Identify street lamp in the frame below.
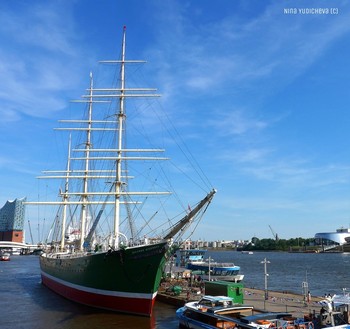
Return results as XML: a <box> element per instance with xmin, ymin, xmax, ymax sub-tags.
<box><xmin>302</xmin><ymin>281</ymin><xmax>308</xmax><ymax>305</ymax></box>
<box><xmin>261</xmin><ymin>258</ymin><xmax>270</xmax><ymax>301</ymax></box>
<box><xmin>206</xmin><ymin>256</ymin><xmax>214</xmax><ymax>281</ymax></box>
<box><xmin>302</xmin><ymin>271</ymin><xmax>309</xmax><ymax>305</ymax></box>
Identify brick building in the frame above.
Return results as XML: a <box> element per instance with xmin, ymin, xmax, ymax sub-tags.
<box><xmin>0</xmin><ymin>198</ymin><xmax>26</xmax><ymax>243</ymax></box>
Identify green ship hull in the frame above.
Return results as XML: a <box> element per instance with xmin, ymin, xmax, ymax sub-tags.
<box><xmin>40</xmin><ymin>241</ymin><xmax>167</xmax><ymax>316</ymax></box>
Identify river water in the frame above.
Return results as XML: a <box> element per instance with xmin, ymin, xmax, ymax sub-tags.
<box><xmin>1</xmin><ymin>251</ymin><xmax>349</xmax><ymax>329</ymax></box>
<box><xmin>205</xmin><ymin>250</ymin><xmax>350</xmax><ymax>297</ymax></box>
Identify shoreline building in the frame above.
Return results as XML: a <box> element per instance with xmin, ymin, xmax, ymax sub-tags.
<box><xmin>315</xmin><ymin>227</ymin><xmax>350</xmax><ymax>248</ymax></box>
<box><xmin>0</xmin><ymin>198</ymin><xmax>26</xmax><ymax>243</ymax></box>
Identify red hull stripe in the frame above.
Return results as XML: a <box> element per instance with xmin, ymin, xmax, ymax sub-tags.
<box><xmin>41</xmin><ymin>272</ymin><xmax>156</xmax><ymax>315</ymax></box>
<box><xmin>41</xmin><ymin>271</ymin><xmax>157</xmax><ymax>299</ymax></box>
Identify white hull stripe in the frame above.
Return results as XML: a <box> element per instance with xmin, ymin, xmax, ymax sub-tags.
<box><xmin>41</xmin><ymin>271</ymin><xmax>157</xmax><ymax>300</ymax></box>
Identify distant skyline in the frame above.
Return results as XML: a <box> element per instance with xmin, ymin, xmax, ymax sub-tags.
<box><xmin>1</xmin><ymin>0</ymin><xmax>350</xmax><ymax>243</ymax></box>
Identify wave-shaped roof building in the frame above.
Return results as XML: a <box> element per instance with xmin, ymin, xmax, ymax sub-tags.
<box><xmin>315</xmin><ymin>227</ymin><xmax>350</xmax><ymax>246</ymax></box>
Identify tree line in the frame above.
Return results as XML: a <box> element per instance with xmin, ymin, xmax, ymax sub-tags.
<box><xmin>241</xmin><ymin>237</ymin><xmax>317</xmax><ymax>252</ymax></box>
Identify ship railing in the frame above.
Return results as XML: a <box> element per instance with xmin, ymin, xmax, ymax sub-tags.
<box><xmin>46</xmin><ymin>251</ymin><xmax>88</xmax><ymax>259</ymax></box>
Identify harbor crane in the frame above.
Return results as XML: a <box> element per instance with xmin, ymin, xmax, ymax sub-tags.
<box><xmin>269</xmin><ymin>225</ymin><xmax>279</xmax><ymax>241</ymax></box>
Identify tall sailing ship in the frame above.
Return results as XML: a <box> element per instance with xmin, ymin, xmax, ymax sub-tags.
<box><xmin>26</xmin><ymin>27</ymin><xmax>216</xmax><ymax>316</ymax></box>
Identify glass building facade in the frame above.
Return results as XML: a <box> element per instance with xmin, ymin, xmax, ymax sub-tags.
<box><xmin>0</xmin><ymin>198</ymin><xmax>26</xmax><ymax>242</ymax></box>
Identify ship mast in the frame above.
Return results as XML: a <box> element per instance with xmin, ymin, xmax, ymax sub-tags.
<box><xmin>113</xmin><ymin>27</ymin><xmax>127</xmax><ymax>248</ymax></box>
<box><xmin>26</xmin><ymin>27</ymin><xmax>206</xmax><ymax>252</ymax></box>
<box><xmin>78</xmin><ymin>72</ymin><xmax>94</xmax><ymax>251</ymax></box>
<box><xmin>60</xmin><ymin>135</ymin><xmax>71</xmax><ymax>251</ymax></box>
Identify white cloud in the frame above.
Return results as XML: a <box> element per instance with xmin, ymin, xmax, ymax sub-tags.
<box><xmin>0</xmin><ymin>2</ymin><xmax>86</xmax><ymax>122</ymax></box>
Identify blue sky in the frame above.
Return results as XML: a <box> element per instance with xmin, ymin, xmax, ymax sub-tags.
<box><xmin>1</xmin><ymin>0</ymin><xmax>350</xmax><ymax>243</ymax></box>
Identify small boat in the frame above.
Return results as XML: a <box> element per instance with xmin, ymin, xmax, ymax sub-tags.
<box><xmin>186</xmin><ymin>259</ymin><xmax>244</xmax><ymax>282</ymax></box>
<box><xmin>25</xmin><ymin>27</ymin><xmax>216</xmax><ymax>317</ymax></box>
<box><xmin>176</xmin><ymin>295</ymin><xmax>256</xmax><ymax>329</ymax></box>
<box><xmin>178</xmin><ymin>249</ymin><xmax>207</xmax><ymax>267</ymax></box>
<box><xmin>0</xmin><ymin>253</ymin><xmax>10</xmax><ymax>261</ymax></box>
<box><xmin>177</xmin><ymin>249</ymin><xmax>244</xmax><ymax>282</ymax></box>
<box><xmin>176</xmin><ymin>295</ymin><xmax>315</xmax><ymax>329</ymax></box>
<box><xmin>318</xmin><ymin>295</ymin><xmax>350</xmax><ymax>329</ymax></box>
